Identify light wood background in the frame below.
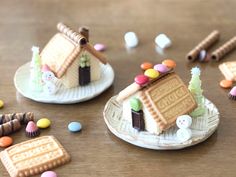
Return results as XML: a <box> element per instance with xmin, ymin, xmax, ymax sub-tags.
<box><xmin>0</xmin><ymin>0</ymin><xmax>236</xmax><ymax>177</ymax></box>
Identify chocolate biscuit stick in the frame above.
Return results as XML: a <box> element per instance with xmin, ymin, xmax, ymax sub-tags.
<box><xmin>187</xmin><ymin>30</ymin><xmax>220</xmax><ymax>61</ymax></box>
<box><xmin>0</xmin><ymin>119</ymin><xmax>21</xmax><ymax>137</ymax></box>
<box><xmin>0</xmin><ymin>112</ymin><xmax>34</xmax><ymax>125</ymax></box>
<box><xmin>211</xmin><ymin>36</ymin><xmax>236</xmax><ymax>61</ymax></box>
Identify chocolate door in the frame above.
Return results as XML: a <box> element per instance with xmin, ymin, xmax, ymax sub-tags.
<box><xmin>131</xmin><ymin>110</ymin><xmax>145</xmax><ymax>131</ymax></box>
<box><xmin>79</xmin><ymin>66</ymin><xmax>91</xmax><ymax>86</ymax></box>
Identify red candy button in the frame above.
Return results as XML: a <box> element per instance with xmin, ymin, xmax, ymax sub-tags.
<box><xmin>134</xmin><ymin>75</ymin><xmax>149</xmax><ymax>86</ymax></box>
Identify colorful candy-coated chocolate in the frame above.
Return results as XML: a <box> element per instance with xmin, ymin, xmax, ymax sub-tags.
<box><xmin>0</xmin><ymin>136</ymin><xmax>13</xmax><ymax>148</ymax></box>
<box><xmin>37</xmin><ymin>118</ymin><xmax>51</xmax><ymax>129</ymax></box>
<box><xmin>144</xmin><ymin>69</ymin><xmax>159</xmax><ymax>79</ymax></box>
<box><xmin>94</xmin><ymin>43</ymin><xmax>106</xmax><ymax>51</ymax></box>
<box><xmin>0</xmin><ymin>100</ymin><xmax>4</xmax><ymax>109</ymax></box>
<box><xmin>219</xmin><ymin>80</ymin><xmax>233</xmax><ymax>89</ymax></box>
<box><xmin>140</xmin><ymin>62</ymin><xmax>153</xmax><ymax>70</ymax></box>
<box><xmin>162</xmin><ymin>59</ymin><xmax>176</xmax><ymax>69</ymax></box>
<box><xmin>154</xmin><ymin>64</ymin><xmax>169</xmax><ymax>73</ymax></box>
<box><xmin>68</xmin><ymin>122</ymin><xmax>82</xmax><ymax>133</ymax></box>
<box><xmin>229</xmin><ymin>86</ymin><xmax>236</xmax><ymax>100</ymax></box>
<box><xmin>130</xmin><ymin>97</ymin><xmax>142</xmax><ymax>112</ymax></box>
<box><xmin>41</xmin><ymin>171</ymin><xmax>57</xmax><ymax>177</ymax></box>
<box><xmin>134</xmin><ymin>75</ymin><xmax>149</xmax><ymax>86</ymax></box>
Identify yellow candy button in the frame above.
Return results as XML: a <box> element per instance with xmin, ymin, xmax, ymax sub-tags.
<box><xmin>0</xmin><ymin>100</ymin><xmax>4</xmax><ymax>109</ymax></box>
<box><xmin>37</xmin><ymin>118</ymin><xmax>51</xmax><ymax>129</ymax></box>
<box><xmin>144</xmin><ymin>69</ymin><xmax>159</xmax><ymax>79</ymax></box>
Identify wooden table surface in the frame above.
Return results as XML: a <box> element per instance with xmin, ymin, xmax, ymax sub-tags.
<box><xmin>0</xmin><ymin>0</ymin><xmax>236</xmax><ymax>177</ymax></box>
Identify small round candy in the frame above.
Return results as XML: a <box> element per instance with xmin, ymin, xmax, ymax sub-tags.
<box><xmin>0</xmin><ymin>100</ymin><xmax>4</xmax><ymax>109</ymax></box>
<box><xmin>134</xmin><ymin>75</ymin><xmax>149</xmax><ymax>86</ymax></box>
<box><xmin>37</xmin><ymin>118</ymin><xmax>51</xmax><ymax>129</ymax></box>
<box><xmin>219</xmin><ymin>79</ymin><xmax>233</xmax><ymax>89</ymax></box>
<box><xmin>0</xmin><ymin>136</ymin><xmax>13</xmax><ymax>148</ymax></box>
<box><xmin>144</xmin><ymin>69</ymin><xmax>159</xmax><ymax>79</ymax></box>
<box><xmin>94</xmin><ymin>43</ymin><xmax>106</xmax><ymax>51</ymax></box>
<box><xmin>68</xmin><ymin>122</ymin><xmax>82</xmax><ymax>133</ymax></box>
<box><xmin>154</xmin><ymin>64</ymin><xmax>169</xmax><ymax>73</ymax></box>
<box><xmin>140</xmin><ymin>62</ymin><xmax>153</xmax><ymax>70</ymax></box>
<box><xmin>41</xmin><ymin>171</ymin><xmax>57</xmax><ymax>177</ymax></box>
<box><xmin>162</xmin><ymin>59</ymin><xmax>176</xmax><ymax>69</ymax></box>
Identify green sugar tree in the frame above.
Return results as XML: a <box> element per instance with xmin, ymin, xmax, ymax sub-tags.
<box><xmin>29</xmin><ymin>46</ymin><xmax>43</xmax><ymax>92</ymax></box>
<box><xmin>188</xmin><ymin>67</ymin><xmax>205</xmax><ymax>117</ymax></box>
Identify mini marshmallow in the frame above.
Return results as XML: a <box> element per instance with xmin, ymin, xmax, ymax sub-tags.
<box><xmin>176</xmin><ymin>115</ymin><xmax>192</xmax><ymax>129</ymax></box>
<box><xmin>155</xmin><ymin>34</ymin><xmax>171</xmax><ymax>49</ymax></box>
<box><xmin>176</xmin><ymin>128</ymin><xmax>192</xmax><ymax>142</ymax></box>
<box><xmin>124</xmin><ymin>32</ymin><xmax>138</xmax><ymax>48</ymax></box>
<box><xmin>43</xmin><ymin>82</ymin><xmax>57</xmax><ymax>95</ymax></box>
<box><xmin>42</xmin><ymin>71</ymin><xmax>56</xmax><ymax>83</ymax></box>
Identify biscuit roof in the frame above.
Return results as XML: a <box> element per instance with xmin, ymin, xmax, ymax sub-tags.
<box><xmin>40</xmin><ymin>22</ymin><xmax>107</xmax><ymax>78</ymax></box>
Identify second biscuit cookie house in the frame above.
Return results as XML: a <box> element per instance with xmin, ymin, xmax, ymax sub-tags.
<box><xmin>40</xmin><ymin>23</ymin><xmax>107</xmax><ymax>88</ymax></box>
<box><xmin>116</xmin><ymin>61</ymin><xmax>197</xmax><ymax>135</ymax></box>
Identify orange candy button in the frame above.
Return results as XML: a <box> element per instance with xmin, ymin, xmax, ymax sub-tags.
<box><xmin>220</xmin><ymin>79</ymin><xmax>233</xmax><ymax>89</ymax></box>
<box><xmin>0</xmin><ymin>136</ymin><xmax>13</xmax><ymax>148</ymax></box>
<box><xmin>141</xmin><ymin>62</ymin><xmax>153</xmax><ymax>70</ymax></box>
<box><xmin>162</xmin><ymin>59</ymin><xmax>176</xmax><ymax>69</ymax></box>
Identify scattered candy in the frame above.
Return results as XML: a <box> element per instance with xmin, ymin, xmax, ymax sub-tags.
<box><xmin>198</xmin><ymin>50</ymin><xmax>207</xmax><ymax>62</ymax></box>
<box><xmin>154</xmin><ymin>64</ymin><xmax>169</xmax><ymax>73</ymax></box>
<box><xmin>220</xmin><ymin>79</ymin><xmax>233</xmax><ymax>89</ymax></box>
<box><xmin>229</xmin><ymin>86</ymin><xmax>236</xmax><ymax>100</ymax></box>
<box><xmin>162</xmin><ymin>59</ymin><xmax>176</xmax><ymax>69</ymax></box>
<box><xmin>41</xmin><ymin>171</ymin><xmax>57</xmax><ymax>177</ymax></box>
<box><xmin>0</xmin><ymin>100</ymin><xmax>4</xmax><ymax>109</ymax></box>
<box><xmin>130</xmin><ymin>97</ymin><xmax>142</xmax><ymax>112</ymax></box>
<box><xmin>0</xmin><ymin>136</ymin><xmax>13</xmax><ymax>148</ymax></box>
<box><xmin>68</xmin><ymin>122</ymin><xmax>82</xmax><ymax>133</ymax></box>
<box><xmin>134</xmin><ymin>75</ymin><xmax>149</xmax><ymax>86</ymax></box>
<box><xmin>144</xmin><ymin>69</ymin><xmax>159</xmax><ymax>79</ymax></box>
<box><xmin>155</xmin><ymin>33</ymin><xmax>172</xmax><ymax>49</ymax></box>
<box><xmin>37</xmin><ymin>118</ymin><xmax>51</xmax><ymax>129</ymax></box>
<box><xmin>140</xmin><ymin>62</ymin><xmax>153</xmax><ymax>71</ymax></box>
<box><xmin>25</xmin><ymin>121</ymin><xmax>40</xmax><ymax>137</ymax></box>
<box><xmin>94</xmin><ymin>43</ymin><xmax>106</xmax><ymax>51</ymax></box>
<box><xmin>124</xmin><ymin>32</ymin><xmax>138</xmax><ymax>48</ymax></box>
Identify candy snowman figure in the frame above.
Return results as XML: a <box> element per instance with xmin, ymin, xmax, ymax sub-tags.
<box><xmin>41</xmin><ymin>65</ymin><xmax>58</xmax><ymax>95</ymax></box>
<box><xmin>176</xmin><ymin>115</ymin><xmax>192</xmax><ymax>142</ymax></box>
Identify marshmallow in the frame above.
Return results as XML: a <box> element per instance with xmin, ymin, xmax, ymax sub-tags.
<box><xmin>43</xmin><ymin>82</ymin><xmax>57</xmax><ymax>95</ymax></box>
<box><xmin>176</xmin><ymin>128</ymin><xmax>192</xmax><ymax>142</ymax></box>
<box><xmin>42</xmin><ymin>71</ymin><xmax>56</xmax><ymax>83</ymax></box>
<box><xmin>124</xmin><ymin>32</ymin><xmax>138</xmax><ymax>48</ymax></box>
<box><xmin>176</xmin><ymin>115</ymin><xmax>192</xmax><ymax>129</ymax></box>
<box><xmin>155</xmin><ymin>34</ymin><xmax>171</xmax><ymax>49</ymax></box>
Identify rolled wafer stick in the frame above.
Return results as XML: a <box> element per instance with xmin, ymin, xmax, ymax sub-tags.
<box><xmin>187</xmin><ymin>30</ymin><xmax>220</xmax><ymax>61</ymax></box>
<box><xmin>211</xmin><ymin>36</ymin><xmax>236</xmax><ymax>61</ymax></box>
<box><xmin>116</xmin><ymin>83</ymin><xmax>141</xmax><ymax>102</ymax></box>
<box><xmin>0</xmin><ymin>112</ymin><xmax>34</xmax><ymax>125</ymax></box>
<box><xmin>0</xmin><ymin>119</ymin><xmax>21</xmax><ymax>137</ymax></box>
<box><xmin>79</xmin><ymin>26</ymin><xmax>89</xmax><ymax>41</ymax></box>
<box><xmin>57</xmin><ymin>22</ymin><xmax>87</xmax><ymax>46</ymax></box>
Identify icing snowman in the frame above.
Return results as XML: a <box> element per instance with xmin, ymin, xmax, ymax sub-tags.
<box><xmin>176</xmin><ymin>115</ymin><xmax>192</xmax><ymax>142</ymax></box>
<box><xmin>41</xmin><ymin>65</ymin><xmax>58</xmax><ymax>95</ymax></box>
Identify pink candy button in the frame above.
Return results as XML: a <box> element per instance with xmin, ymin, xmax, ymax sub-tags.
<box><xmin>154</xmin><ymin>64</ymin><xmax>169</xmax><ymax>73</ymax></box>
<box><xmin>134</xmin><ymin>75</ymin><xmax>149</xmax><ymax>86</ymax></box>
<box><xmin>94</xmin><ymin>43</ymin><xmax>106</xmax><ymax>51</ymax></box>
<box><xmin>41</xmin><ymin>171</ymin><xmax>57</xmax><ymax>177</ymax></box>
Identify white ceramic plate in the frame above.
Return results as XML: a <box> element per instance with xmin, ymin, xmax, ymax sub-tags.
<box><xmin>103</xmin><ymin>96</ymin><xmax>220</xmax><ymax>150</ymax></box>
<box><xmin>14</xmin><ymin>62</ymin><xmax>114</xmax><ymax>104</ymax></box>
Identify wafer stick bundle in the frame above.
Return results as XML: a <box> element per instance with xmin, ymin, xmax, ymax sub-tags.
<box><xmin>187</xmin><ymin>30</ymin><xmax>220</xmax><ymax>61</ymax></box>
<box><xmin>0</xmin><ymin>119</ymin><xmax>21</xmax><ymax>137</ymax></box>
<box><xmin>0</xmin><ymin>112</ymin><xmax>34</xmax><ymax>125</ymax></box>
<box><xmin>211</xmin><ymin>36</ymin><xmax>236</xmax><ymax>61</ymax></box>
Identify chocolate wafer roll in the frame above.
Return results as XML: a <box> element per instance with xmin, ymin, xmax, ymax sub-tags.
<box><xmin>57</xmin><ymin>22</ymin><xmax>87</xmax><ymax>45</ymax></box>
<box><xmin>187</xmin><ymin>30</ymin><xmax>220</xmax><ymax>61</ymax></box>
<box><xmin>0</xmin><ymin>119</ymin><xmax>21</xmax><ymax>137</ymax></box>
<box><xmin>0</xmin><ymin>112</ymin><xmax>34</xmax><ymax>125</ymax></box>
<box><xmin>79</xmin><ymin>26</ymin><xmax>89</xmax><ymax>41</ymax></box>
<box><xmin>211</xmin><ymin>36</ymin><xmax>236</xmax><ymax>61</ymax></box>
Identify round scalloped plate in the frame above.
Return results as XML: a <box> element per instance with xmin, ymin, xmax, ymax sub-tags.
<box><xmin>14</xmin><ymin>62</ymin><xmax>114</xmax><ymax>104</ymax></box>
<box><xmin>103</xmin><ymin>96</ymin><xmax>220</xmax><ymax>150</ymax></box>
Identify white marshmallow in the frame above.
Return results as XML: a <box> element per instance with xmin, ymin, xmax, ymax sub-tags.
<box><xmin>43</xmin><ymin>82</ymin><xmax>58</xmax><ymax>95</ymax></box>
<box><xmin>42</xmin><ymin>71</ymin><xmax>56</xmax><ymax>83</ymax></box>
<box><xmin>176</xmin><ymin>115</ymin><xmax>192</xmax><ymax>129</ymax></box>
<box><xmin>124</xmin><ymin>32</ymin><xmax>138</xmax><ymax>48</ymax></box>
<box><xmin>176</xmin><ymin>128</ymin><xmax>192</xmax><ymax>142</ymax></box>
<box><xmin>155</xmin><ymin>34</ymin><xmax>171</xmax><ymax>49</ymax></box>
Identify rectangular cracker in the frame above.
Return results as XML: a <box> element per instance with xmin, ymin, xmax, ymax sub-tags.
<box><xmin>219</xmin><ymin>61</ymin><xmax>236</xmax><ymax>81</ymax></box>
<box><xmin>0</xmin><ymin>136</ymin><xmax>70</xmax><ymax>177</ymax></box>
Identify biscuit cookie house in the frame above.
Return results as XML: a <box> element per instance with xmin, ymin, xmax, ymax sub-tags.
<box><xmin>40</xmin><ymin>22</ymin><xmax>107</xmax><ymax>89</ymax></box>
<box><xmin>116</xmin><ymin>60</ymin><xmax>197</xmax><ymax>135</ymax></box>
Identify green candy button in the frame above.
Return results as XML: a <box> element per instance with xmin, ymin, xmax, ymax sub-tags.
<box><xmin>130</xmin><ymin>97</ymin><xmax>142</xmax><ymax>112</ymax></box>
